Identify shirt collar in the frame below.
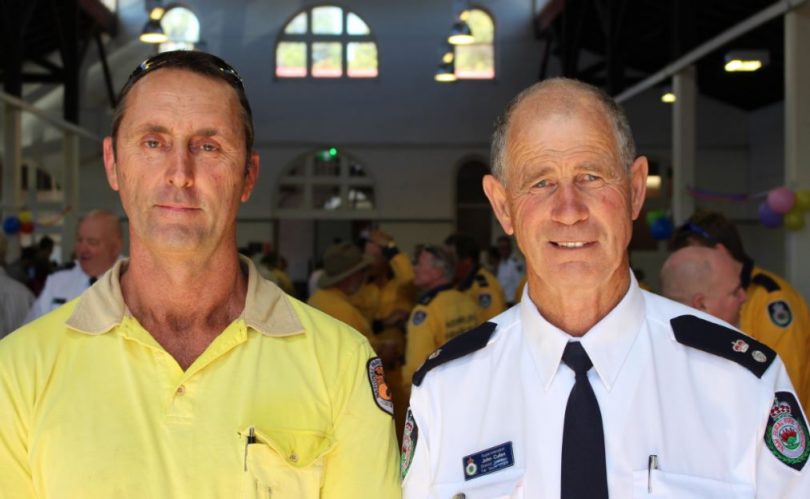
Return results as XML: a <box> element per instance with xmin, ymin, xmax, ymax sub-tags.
<box><xmin>519</xmin><ymin>270</ymin><xmax>645</xmax><ymax>392</ymax></box>
<box><xmin>66</xmin><ymin>255</ymin><xmax>304</xmax><ymax>337</ymax></box>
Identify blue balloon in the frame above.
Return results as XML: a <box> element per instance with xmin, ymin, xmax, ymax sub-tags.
<box><xmin>3</xmin><ymin>216</ymin><xmax>21</xmax><ymax>235</ymax></box>
<box><xmin>758</xmin><ymin>201</ymin><xmax>783</xmax><ymax>228</ymax></box>
<box><xmin>650</xmin><ymin>217</ymin><xmax>674</xmax><ymax>240</ymax></box>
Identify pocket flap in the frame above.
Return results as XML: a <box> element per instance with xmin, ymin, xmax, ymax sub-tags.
<box><xmin>248</xmin><ymin>427</ymin><xmax>335</xmax><ymax>468</ymax></box>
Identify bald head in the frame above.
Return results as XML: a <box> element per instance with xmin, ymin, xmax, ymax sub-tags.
<box><xmin>76</xmin><ymin>210</ymin><xmax>123</xmax><ymax>278</ymax></box>
<box><xmin>490</xmin><ymin>78</ymin><xmax>636</xmax><ymax>182</ymax></box>
<box><xmin>661</xmin><ymin>246</ymin><xmax>746</xmax><ymax>327</ymax></box>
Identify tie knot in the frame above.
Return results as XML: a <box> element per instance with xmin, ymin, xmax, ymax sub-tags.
<box><xmin>562</xmin><ymin>342</ymin><xmax>593</xmax><ymax>376</ymax></box>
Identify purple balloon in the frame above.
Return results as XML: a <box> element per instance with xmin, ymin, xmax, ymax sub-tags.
<box><xmin>759</xmin><ymin>201</ymin><xmax>784</xmax><ymax>228</ymax></box>
<box><xmin>767</xmin><ymin>187</ymin><xmax>796</xmax><ymax>214</ymax></box>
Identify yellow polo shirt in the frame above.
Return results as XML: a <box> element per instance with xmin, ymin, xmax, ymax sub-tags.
<box><xmin>459</xmin><ymin>266</ymin><xmax>507</xmax><ymax>323</ymax></box>
<box><xmin>0</xmin><ymin>258</ymin><xmax>400</xmax><ymax>499</ymax></box>
<box><xmin>308</xmin><ymin>287</ymin><xmax>373</xmax><ymax>340</ymax></box>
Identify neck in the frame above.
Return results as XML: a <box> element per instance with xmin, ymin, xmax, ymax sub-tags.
<box><xmin>527</xmin><ymin>268</ymin><xmax>630</xmax><ymax>337</ymax></box>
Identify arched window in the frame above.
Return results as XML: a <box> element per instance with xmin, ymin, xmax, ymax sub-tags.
<box><xmin>276</xmin><ymin>6</ymin><xmax>378</xmax><ymax>79</ymax></box>
<box><xmin>276</xmin><ymin>148</ymin><xmax>376</xmax><ymax>216</ymax></box>
<box><xmin>158</xmin><ymin>5</ymin><xmax>200</xmax><ymax>53</ymax></box>
<box><xmin>455</xmin><ymin>8</ymin><xmax>494</xmax><ymax>79</ymax></box>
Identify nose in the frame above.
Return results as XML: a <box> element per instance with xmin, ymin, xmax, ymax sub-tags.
<box><xmin>550</xmin><ymin>182</ymin><xmax>588</xmax><ymax>225</ymax></box>
<box><xmin>166</xmin><ymin>146</ymin><xmax>194</xmax><ymax>188</ymax></box>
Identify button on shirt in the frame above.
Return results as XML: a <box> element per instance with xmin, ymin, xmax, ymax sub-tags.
<box><xmin>403</xmin><ymin>274</ymin><xmax>810</xmax><ymax>498</ymax></box>
<box><xmin>24</xmin><ymin>262</ymin><xmax>92</xmax><ymax>323</ymax></box>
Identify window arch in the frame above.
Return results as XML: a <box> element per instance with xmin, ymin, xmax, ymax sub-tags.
<box><xmin>158</xmin><ymin>5</ymin><xmax>200</xmax><ymax>53</ymax></box>
<box><xmin>276</xmin><ymin>148</ymin><xmax>376</xmax><ymax>217</ymax></box>
<box><xmin>276</xmin><ymin>6</ymin><xmax>378</xmax><ymax>79</ymax></box>
<box><xmin>455</xmin><ymin>8</ymin><xmax>494</xmax><ymax>79</ymax></box>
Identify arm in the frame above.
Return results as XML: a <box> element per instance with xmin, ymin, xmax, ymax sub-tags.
<box><xmin>0</xmin><ymin>344</ymin><xmax>37</xmax><ymax>498</ymax></box>
<box><xmin>402</xmin><ymin>307</ymin><xmax>441</xmax><ymax>388</ymax></box>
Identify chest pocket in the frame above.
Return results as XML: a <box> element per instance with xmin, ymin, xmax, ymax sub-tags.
<box><xmin>429</xmin><ymin>468</ymin><xmax>524</xmax><ymax>499</ymax></box>
<box><xmin>242</xmin><ymin>428</ymin><xmax>335</xmax><ymax>499</ymax></box>
<box><xmin>632</xmin><ymin>469</ymin><xmax>753</xmax><ymax>499</ymax></box>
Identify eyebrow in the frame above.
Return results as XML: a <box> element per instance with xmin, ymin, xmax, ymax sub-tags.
<box><xmin>136</xmin><ymin>124</ymin><xmax>222</xmax><ymax>137</ymax></box>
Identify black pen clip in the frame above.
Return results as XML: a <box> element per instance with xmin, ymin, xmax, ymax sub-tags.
<box><xmin>244</xmin><ymin>426</ymin><xmax>256</xmax><ymax>471</ymax></box>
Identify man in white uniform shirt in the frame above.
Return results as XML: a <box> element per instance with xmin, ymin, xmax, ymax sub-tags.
<box><xmin>25</xmin><ymin>210</ymin><xmax>122</xmax><ymax>322</ymax></box>
<box><xmin>401</xmin><ymin>78</ymin><xmax>810</xmax><ymax>498</ymax></box>
<box><xmin>495</xmin><ymin>235</ymin><xmax>524</xmax><ymax>303</ymax></box>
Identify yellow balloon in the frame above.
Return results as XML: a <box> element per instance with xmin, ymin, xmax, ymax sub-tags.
<box><xmin>784</xmin><ymin>208</ymin><xmax>806</xmax><ymax>231</ymax></box>
<box><xmin>795</xmin><ymin>190</ymin><xmax>810</xmax><ymax>212</ymax></box>
<box><xmin>18</xmin><ymin>211</ymin><xmax>33</xmax><ymax>224</ymax></box>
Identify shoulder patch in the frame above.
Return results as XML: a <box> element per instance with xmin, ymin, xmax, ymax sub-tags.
<box><xmin>670</xmin><ymin>314</ymin><xmax>775</xmax><ymax>378</ymax></box>
<box><xmin>478</xmin><ymin>293</ymin><xmax>492</xmax><ymax>309</ymax></box>
<box><xmin>367</xmin><ymin>357</ymin><xmax>393</xmax><ymax>416</ymax></box>
<box><xmin>412</xmin><ymin>321</ymin><xmax>496</xmax><ymax>387</ymax></box>
<box><xmin>411</xmin><ymin>310</ymin><xmax>427</xmax><ymax>326</ymax></box>
<box><xmin>752</xmin><ymin>273</ymin><xmax>781</xmax><ymax>293</ymax></box>
<box><xmin>768</xmin><ymin>300</ymin><xmax>793</xmax><ymax>328</ymax></box>
<box><xmin>764</xmin><ymin>391</ymin><xmax>809</xmax><ymax>471</ymax></box>
<box><xmin>401</xmin><ymin>408</ymin><xmax>418</xmax><ymax>479</ymax></box>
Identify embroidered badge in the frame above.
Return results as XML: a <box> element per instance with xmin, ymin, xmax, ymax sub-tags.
<box><xmin>764</xmin><ymin>391</ymin><xmax>810</xmax><ymax>471</ymax></box>
<box><xmin>752</xmin><ymin>350</ymin><xmax>768</xmax><ymax>363</ymax></box>
<box><xmin>768</xmin><ymin>300</ymin><xmax>793</xmax><ymax>328</ymax></box>
<box><xmin>401</xmin><ymin>408</ymin><xmax>418</xmax><ymax>479</ymax></box>
<box><xmin>462</xmin><ymin>442</ymin><xmax>514</xmax><ymax>481</ymax></box>
<box><xmin>731</xmin><ymin>339</ymin><xmax>749</xmax><ymax>353</ymax></box>
<box><xmin>478</xmin><ymin>294</ymin><xmax>492</xmax><ymax>309</ymax></box>
<box><xmin>412</xmin><ymin>311</ymin><xmax>427</xmax><ymax>326</ymax></box>
<box><xmin>367</xmin><ymin>357</ymin><xmax>393</xmax><ymax>416</ymax></box>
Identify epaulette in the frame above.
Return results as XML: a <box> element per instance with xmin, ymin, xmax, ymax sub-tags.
<box><xmin>671</xmin><ymin>314</ymin><xmax>775</xmax><ymax>378</ymax></box>
<box><xmin>474</xmin><ymin>273</ymin><xmax>489</xmax><ymax>288</ymax></box>
<box><xmin>751</xmin><ymin>273</ymin><xmax>780</xmax><ymax>293</ymax></box>
<box><xmin>412</xmin><ymin>321</ymin><xmax>496</xmax><ymax>386</ymax></box>
<box><xmin>418</xmin><ymin>283</ymin><xmax>453</xmax><ymax>305</ymax></box>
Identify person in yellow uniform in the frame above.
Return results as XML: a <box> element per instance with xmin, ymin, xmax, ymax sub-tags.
<box><xmin>0</xmin><ymin>51</ymin><xmax>400</xmax><ymax>498</ymax></box>
<box><xmin>669</xmin><ymin>210</ymin><xmax>810</xmax><ymax>412</ymax></box>
<box><xmin>402</xmin><ymin>245</ymin><xmax>479</xmax><ymax>390</ymax></box>
<box><xmin>256</xmin><ymin>250</ymin><xmax>295</xmax><ymax>296</ymax></box>
<box><xmin>445</xmin><ymin>233</ymin><xmax>507</xmax><ymax>322</ymax></box>
<box><xmin>308</xmin><ymin>242</ymin><xmax>374</xmax><ymax>340</ymax></box>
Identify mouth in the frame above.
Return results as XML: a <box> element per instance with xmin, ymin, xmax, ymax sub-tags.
<box><xmin>155</xmin><ymin>204</ymin><xmax>200</xmax><ymax>212</ymax></box>
<box><xmin>550</xmin><ymin>241</ymin><xmax>593</xmax><ymax>249</ymax></box>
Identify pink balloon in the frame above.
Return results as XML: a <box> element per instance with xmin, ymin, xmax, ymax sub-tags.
<box><xmin>767</xmin><ymin>187</ymin><xmax>796</xmax><ymax>214</ymax></box>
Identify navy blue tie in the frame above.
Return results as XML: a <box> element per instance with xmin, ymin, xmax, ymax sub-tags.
<box><xmin>561</xmin><ymin>341</ymin><xmax>609</xmax><ymax>499</ymax></box>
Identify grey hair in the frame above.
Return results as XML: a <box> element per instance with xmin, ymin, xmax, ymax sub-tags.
<box><xmin>490</xmin><ymin>78</ymin><xmax>636</xmax><ymax>182</ymax></box>
<box><xmin>421</xmin><ymin>246</ymin><xmax>456</xmax><ymax>282</ymax></box>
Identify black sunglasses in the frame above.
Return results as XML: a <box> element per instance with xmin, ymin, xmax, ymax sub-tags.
<box><xmin>677</xmin><ymin>222</ymin><xmax>718</xmax><ymax>244</ymax></box>
<box><xmin>127</xmin><ymin>52</ymin><xmax>245</xmax><ymax>90</ymax></box>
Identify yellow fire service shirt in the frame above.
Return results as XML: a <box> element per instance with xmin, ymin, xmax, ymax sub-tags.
<box><xmin>352</xmin><ymin>252</ymin><xmax>416</xmax><ymax>324</ymax></box>
<box><xmin>0</xmin><ymin>258</ymin><xmax>401</xmax><ymax>499</ymax></box>
<box><xmin>402</xmin><ymin>284</ymin><xmax>479</xmax><ymax>388</ymax></box>
<box><xmin>458</xmin><ymin>266</ymin><xmax>507</xmax><ymax>323</ymax></box>
<box><xmin>741</xmin><ymin>266</ymin><xmax>810</xmax><ymax>413</ymax></box>
<box><xmin>308</xmin><ymin>287</ymin><xmax>374</xmax><ymax>340</ymax></box>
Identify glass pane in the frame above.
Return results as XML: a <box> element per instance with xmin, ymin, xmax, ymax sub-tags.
<box><xmin>348</xmin><ymin>187</ymin><xmax>374</xmax><ymax>210</ymax></box>
<box><xmin>284</xmin><ymin>12</ymin><xmax>307</xmax><ymax>34</ymax></box>
<box><xmin>285</xmin><ymin>159</ymin><xmax>306</xmax><ymax>177</ymax></box>
<box><xmin>466</xmin><ymin>9</ymin><xmax>494</xmax><ymax>43</ymax></box>
<box><xmin>347</xmin><ymin>159</ymin><xmax>367</xmax><ymax>177</ymax></box>
<box><xmin>312</xmin><ymin>42</ymin><xmax>342</xmax><ymax>78</ymax></box>
<box><xmin>277</xmin><ymin>185</ymin><xmax>305</xmax><ymax>209</ymax></box>
<box><xmin>313</xmin><ymin>150</ymin><xmax>341</xmax><ymax>176</ymax></box>
<box><xmin>347</xmin><ymin>42</ymin><xmax>378</xmax><ymax>78</ymax></box>
<box><xmin>346</xmin><ymin>13</ymin><xmax>369</xmax><ymax>34</ymax></box>
<box><xmin>312</xmin><ymin>6</ymin><xmax>342</xmax><ymax>34</ymax></box>
<box><xmin>456</xmin><ymin>45</ymin><xmax>494</xmax><ymax>79</ymax></box>
<box><xmin>276</xmin><ymin>42</ymin><xmax>307</xmax><ymax>77</ymax></box>
<box><xmin>158</xmin><ymin>41</ymin><xmax>195</xmax><ymax>53</ymax></box>
<box><xmin>314</xmin><ymin>185</ymin><xmax>342</xmax><ymax>210</ymax></box>
<box><xmin>161</xmin><ymin>6</ymin><xmax>200</xmax><ymax>42</ymax></box>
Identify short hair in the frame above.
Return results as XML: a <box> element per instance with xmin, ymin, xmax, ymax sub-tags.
<box><xmin>490</xmin><ymin>77</ymin><xmax>636</xmax><ymax>181</ymax></box>
<box><xmin>667</xmin><ymin>210</ymin><xmax>748</xmax><ymax>263</ymax></box>
<box><xmin>111</xmin><ymin>50</ymin><xmax>254</xmax><ymax>161</ymax></box>
<box><xmin>421</xmin><ymin>245</ymin><xmax>456</xmax><ymax>282</ymax></box>
<box><xmin>444</xmin><ymin>233</ymin><xmax>480</xmax><ymax>262</ymax></box>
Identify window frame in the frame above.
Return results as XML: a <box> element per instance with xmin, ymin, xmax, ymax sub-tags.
<box><xmin>453</xmin><ymin>6</ymin><xmax>496</xmax><ymax>81</ymax></box>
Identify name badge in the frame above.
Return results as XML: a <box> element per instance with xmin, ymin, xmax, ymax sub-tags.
<box><xmin>462</xmin><ymin>442</ymin><xmax>514</xmax><ymax>481</ymax></box>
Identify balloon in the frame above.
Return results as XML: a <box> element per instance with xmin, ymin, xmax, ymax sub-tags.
<box><xmin>784</xmin><ymin>207</ymin><xmax>805</xmax><ymax>231</ymax></box>
<box><xmin>767</xmin><ymin>187</ymin><xmax>796</xmax><ymax>214</ymax></box>
<box><xmin>759</xmin><ymin>201</ymin><xmax>783</xmax><ymax>228</ymax></box>
<box><xmin>645</xmin><ymin>209</ymin><xmax>665</xmax><ymax>226</ymax></box>
<box><xmin>18</xmin><ymin>211</ymin><xmax>33</xmax><ymax>224</ymax></box>
<box><xmin>795</xmin><ymin>190</ymin><xmax>810</xmax><ymax>212</ymax></box>
<box><xmin>19</xmin><ymin>221</ymin><xmax>34</xmax><ymax>234</ymax></box>
<box><xmin>650</xmin><ymin>217</ymin><xmax>674</xmax><ymax>240</ymax></box>
<box><xmin>3</xmin><ymin>216</ymin><xmax>21</xmax><ymax>235</ymax></box>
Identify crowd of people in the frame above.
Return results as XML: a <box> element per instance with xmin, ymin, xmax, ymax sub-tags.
<box><xmin>1</xmin><ymin>49</ymin><xmax>809</xmax><ymax>497</ymax></box>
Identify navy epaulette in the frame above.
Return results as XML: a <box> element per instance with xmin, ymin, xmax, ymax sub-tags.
<box><xmin>412</xmin><ymin>322</ymin><xmax>496</xmax><ymax>386</ymax></box>
<box><xmin>752</xmin><ymin>273</ymin><xmax>780</xmax><ymax>293</ymax></box>
<box><xmin>474</xmin><ymin>273</ymin><xmax>489</xmax><ymax>288</ymax></box>
<box><xmin>671</xmin><ymin>314</ymin><xmax>775</xmax><ymax>378</ymax></box>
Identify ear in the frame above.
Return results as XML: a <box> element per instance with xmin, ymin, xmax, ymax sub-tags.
<box><xmin>628</xmin><ymin>155</ymin><xmax>648</xmax><ymax>220</ymax></box>
<box><xmin>692</xmin><ymin>293</ymin><xmax>707</xmax><ymax>312</ymax></box>
<box><xmin>241</xmin><ymin>151</ymin><xmax>260</xmax><ymax>202</ymax></box>
<box><xmin>102</xmin><ymin>137</ymin><xmax>120</xmax><ymax>191</ymax></box>
<box><xmin>482</xmin><ymin>174</ymin><xmax>514</xmax><ymax>235</ymax></box>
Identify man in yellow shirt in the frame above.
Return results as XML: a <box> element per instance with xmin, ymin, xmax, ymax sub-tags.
<box><xmin>308</xmin><ymin>242</ymin><xmax>374</xmax><ymax>339</ymax></box>
<box><xmin>0</xmin><ymin>50</ymin><xmax>399</xmax><ymax>498</ymax></box>
<box><xmin>669</xmin><ymin>210</ymin><xmax>810</xmax><ymax>412</ymax></box>
<box><xmin>445</xmin><ymin>233</ymin><xmax>507</xmax><ymax>322</ymax></box>
<box><xmin>402</xmin><ymin>246</ymin><xmax>479</xmax><ymax>390</ymax></box>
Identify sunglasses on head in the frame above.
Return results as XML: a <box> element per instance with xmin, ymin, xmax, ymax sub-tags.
<box><xmin>127</xmin><ymin>52</ymin><xmax>245</xmax><ymax>90</ymax></box>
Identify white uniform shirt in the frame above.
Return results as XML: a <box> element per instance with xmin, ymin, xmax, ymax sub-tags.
<box><xmin>0</xmin><ymin>268</ymin><xmax>34</xmax><ymax>338</ymax></box>
<box><xmin>403</xmin><ymin>274</ymin><xmax>810</xmax><ymax>498</ymax></box>
<box><xmin>496</xmin><ymin>255</ymin><xmax>524</xmax><ymax>302</ymax></box>
<box><xmin>24</xmin><ymin>263</ymin><xmax>92</xmax><ymax>323</ymax></box>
